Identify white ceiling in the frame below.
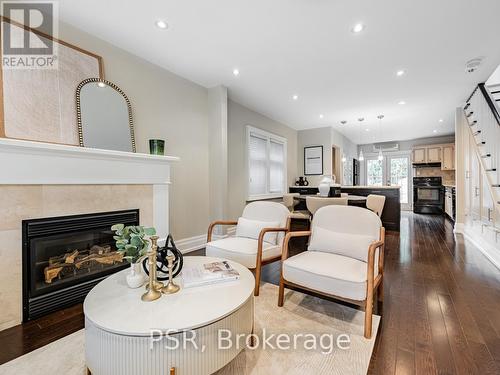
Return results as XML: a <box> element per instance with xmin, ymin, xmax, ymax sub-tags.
<box><xmin>58</xmin><ymin>0</ymin><xmax>500</xmax><ymax>144</ymax></box>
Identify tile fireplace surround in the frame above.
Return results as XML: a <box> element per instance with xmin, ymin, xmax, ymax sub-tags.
<box><xmin>0</xmin><ymin>138</ymin><xmax>179</xmax><ymax>330</ymax></box>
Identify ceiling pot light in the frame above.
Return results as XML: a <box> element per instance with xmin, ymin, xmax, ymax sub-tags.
<box><xmin>155</xmin><ymin>20</ymin><xmax>168</xmax><ymax>29</ymax></box>
<box><xmin>319</xmin><ymin>114</ymin><xmax>324</xmax><ymax>119</ymax></box>
<box><xmin>351</xmin><ymin>23</ymin><xmax>365</xmax><ymax>33</ymax></box>
<box><xmin>396</xmin><ymin>70</ymin><xmax>406</xmax><ymax>77</ymax></box>
<box><xmin>398</xmin><ymin>101</ymin><xmax>406</xmax><ymax>105</ymax></box>
<box><xmin>433</xmin><ymin>129</ymin><xmax>438</xmax><ymax>133</ymax></box>
<box><xmin>439</xmin><ymin>119</ymin><xmax>444</xmax><ymax>123</ymax></box>
<box><xmin>292</xmin><ymin>95</ymin><xmax>299</xmax><ymax>101</ymax></box>
<box><xmin>232</xmin><ymin>68</ymin><xmax>240</xmax><ymax>76</ymax></box>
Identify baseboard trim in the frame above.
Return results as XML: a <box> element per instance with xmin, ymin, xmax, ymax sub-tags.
<box><xmin>176</xmin><ymin>227</ymin><xmax>237</xmax><ymax>254</ymax></box>
<box><xmin>455</xmin><ymin>223</ymin><xmax>500</xmax><ymax>270</ymax></box>
<box><xmin>175</xmin><ymin>234</ymin><xmax>207</xmax><ymax>254</ymax></box>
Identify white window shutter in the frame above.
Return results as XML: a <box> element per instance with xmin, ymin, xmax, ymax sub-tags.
<box><xmin>269</xmin><ymin>140</ymin><xmax>285</xmax><ymax>193</ymax></box>
<box><xmin>247</xmin><ymin>126</ymin><xmax>287</xmax><ymax>200</ymax></box>
<box><xmin>248</xmin><ymin>133</ymin><xmax>267</xmax><ymax>196</ymax></box>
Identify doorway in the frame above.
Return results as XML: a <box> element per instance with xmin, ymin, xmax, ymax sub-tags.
<box><xmin>365</xmin><ymin>152</ymin><xmax>412</xmax><ymax>210</ymax></box>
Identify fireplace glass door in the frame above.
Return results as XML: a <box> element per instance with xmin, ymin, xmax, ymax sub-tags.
<box><xmin>23</xmin><ymin>209</ymin><xmax>138</xmax><ymax>321</ymax></box>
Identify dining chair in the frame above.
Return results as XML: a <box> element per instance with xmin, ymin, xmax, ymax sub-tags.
<box><xmin>306</xmin><ymin>196</ymin><xmax>348</xmax><ymax>215</ymax></box>
<box><xmin>278</xmin><ymin>205</ymin><xmax>385</xmax><ymax>339</ymax></box>
<box><xmin>206</xmin><ymin>201</ymin><xmax>290</xmax><ymax>296</ymax></box>
<box><xmin>366</xmin><ymin>194</ymin><xmax>386</xmax><ymax>217</ymax></box>
<box><xmin>283</xmin><ymin>193</ymin><xmax>311</xmax><ymax>220</ymax></box>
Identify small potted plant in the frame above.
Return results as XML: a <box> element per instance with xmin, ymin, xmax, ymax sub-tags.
<box><xmin>111</xmin><ymin>224</ymin><xmax>156</xmax><ymax>288</ymax></box>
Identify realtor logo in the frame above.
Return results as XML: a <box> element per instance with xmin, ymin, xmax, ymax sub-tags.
<box><xmin>1</xmin><ymin>1</ymin><xmax>58</xmax><ymax>69</ymax></box>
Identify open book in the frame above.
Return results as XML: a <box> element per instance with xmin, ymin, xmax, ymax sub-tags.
<box><xmin>182</xmin><ymin>261</ymin><xmax>240</xmax><ymax>288</ymax></box>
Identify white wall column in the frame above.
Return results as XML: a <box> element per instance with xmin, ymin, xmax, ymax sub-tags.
<box><xmin>207</xmin><ymin>86</ymin><xmax>229</xmax><ymax>227</ymax></box>
<box><xmin>455</xmin><ymin>107</ymin><xmax>467</xmax><ymax>227</ymax></box>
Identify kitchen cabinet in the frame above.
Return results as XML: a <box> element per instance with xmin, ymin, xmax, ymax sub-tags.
<box><xmin>444</xmin><ymin>188</ymin><xmax>453</xmax><ymax>218</ymax></box>
<box><xmin>427</xmin><ymin>146</ymin><xmax>442</xmax><ymax>162</ymax></box>
<box><xmin>412</xmin><ymin>143</ymin><xmax>454</xmax><ymax>165</ymax></box>
<box><xmin>412</xmin><ymin>148</ymin><xmax>426</xmax><ymax>163</ymax></box>
<box><xmin>442</xmin><ymin>145</ymin><xmax>455</xmax><ymax>170</ymax></box>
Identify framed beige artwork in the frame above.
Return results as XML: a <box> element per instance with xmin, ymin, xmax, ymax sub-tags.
<box><xmin>0</xmin><ymin>16</ymin><xmax>104</xmax><ymax>145</ymax></box>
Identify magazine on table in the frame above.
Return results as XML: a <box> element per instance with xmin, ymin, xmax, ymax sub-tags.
<box><xmin>182</xmin><ymin>261</ymin><xmax>240</xmax><ymax>288</ymax></box>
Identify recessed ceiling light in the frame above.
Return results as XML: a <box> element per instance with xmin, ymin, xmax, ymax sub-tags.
<box><xmin>365</xmin><ymin>128</ymin><xmax>370</xmax><ymax>132</ymax></box>
<box><xmin>292</xmin><ymin>95</ymin><xmax>299</xmax><ymax>101</ymax></box>
<box><xmin>396</xmin><ymin>70</ymin><xmax>406</xmax><ymax>77</ymax></box>
<box><xmin>232</xmin><ymin>68</ymin><xmax>240</xmax><ymax>76</ymax></box>
<box><xmin>155</xmin><ymin>20</ymin><xmax>169</xmax><ymax>29</ymax></box>
<box><xmin>351</xmin><ymin>23</ymin><xmax>365</xmax><ymax>33</ymax></box>
<box><xmin>398</xmin><ymin>101</ymin><xmax>406</xmax><ymax>105</ymax></box>
<box><xmin>319</xmin><ymin>114</ymin><xmax>324</xmax><ymax>119</ymax></box>
<box><xmin>433</xmin><ymin>129</ymin><xmax>438</xmax><ymax>133</ymax></box>
<box><xmin>438</xmin><ymin>119</ymin><xmax>444</xmax><ymax>123</ymax></box>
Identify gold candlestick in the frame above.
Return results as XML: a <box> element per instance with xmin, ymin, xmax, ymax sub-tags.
<box><xmin>161</xmin><ymin>254</ymin><xmax>180</xmax><ymax>295</ymax></box>
<box><xmin>141</xmin><ymin>236</ymin><xmax>162</xmax><ymax>302</ymax></box>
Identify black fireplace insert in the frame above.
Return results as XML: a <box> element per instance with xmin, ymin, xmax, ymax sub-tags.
<box><xmin>22</xmin><ymin>209</ymin><xmax>139</xmax><ymax>321</ymax></box>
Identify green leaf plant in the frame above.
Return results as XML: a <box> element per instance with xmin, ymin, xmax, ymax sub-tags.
<box><xmin>111</xmin><ymin>224</ymin><xmax>157</xmax><ymax>264</ymax></box>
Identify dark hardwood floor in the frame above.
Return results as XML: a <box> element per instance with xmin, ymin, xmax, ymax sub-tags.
<box><xmin>2</xmin><ymin>212</ymin><xmax>500</xmax><ymax>375</ymax></box>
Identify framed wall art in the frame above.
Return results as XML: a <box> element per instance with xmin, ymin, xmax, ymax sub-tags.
<box><xmin>304</xmin><ymin>146</ymin><xmax>323</xmax><ymax>175</ymax></box>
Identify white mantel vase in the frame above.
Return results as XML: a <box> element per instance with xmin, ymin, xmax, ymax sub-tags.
<box><xmin>126</xmin><ymin>262</ymin><xmax>145</xmax><ymax>289</ymax></box>
<box><xmin>318</xmin><ymin>176</ymin><xmax>333</xmax><ymax>197</ymax></box>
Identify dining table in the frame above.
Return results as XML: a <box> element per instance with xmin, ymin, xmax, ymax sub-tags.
<box><xmin>294</xmin><ymin>194</ymin><xmax>367</xmax><ymax>202</ymax></box>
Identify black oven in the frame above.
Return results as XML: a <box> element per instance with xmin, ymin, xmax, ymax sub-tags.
<box><xmin>413</xmin><ymin>177</ymin><xmax>444</xmax><ymax>214</ymax></box>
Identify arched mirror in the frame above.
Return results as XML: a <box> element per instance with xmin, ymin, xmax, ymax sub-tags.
<box><xmin>76</xmin><ymin>78</ymin><xmax>136</xmax><ymax>152</ymax></box>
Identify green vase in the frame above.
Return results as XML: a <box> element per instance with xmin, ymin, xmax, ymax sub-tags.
<box><xmin>149</xmin><ymin>139</ymin><xmax>165</xmax><ymax>155</ymax></box>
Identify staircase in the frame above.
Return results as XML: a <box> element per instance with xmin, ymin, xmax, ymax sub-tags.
<box><xmin>461</xmin><ymin>83</ymin><xmax>500</xmax><ymax>264</ymax></box>
<box><xmin>487</xmin><ymin>83</ymin><xmax>500</xmax><ymax>106</ymax></box>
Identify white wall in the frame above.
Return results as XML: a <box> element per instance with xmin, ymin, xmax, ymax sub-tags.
<box><xmin>227</xmin><ymin>100</ymin><xmax>298</xmax><ymax>219</ymax></box>
<box><xmin>59</xmin><ymin>22</ymin><xmax>210</xmax><ymax>240</ymax></box>
<box><xmin>297</xmin><ymin>127</ymin><xmax>357</xmax><ymax>186</ymax></box>
<box><xmin>358</xmin><ymin>134</ymin><xmax>455</xmax><ymax>154</ymax></box>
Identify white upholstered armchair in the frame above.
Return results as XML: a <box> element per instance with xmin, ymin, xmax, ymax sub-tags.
<box><xmin>278</xmin><ymin>205</ymin><xmax>385</xmax><ymax>339</ymax></box>
<box><xmin>206</xmin><ymin>201</ymin><xmax>290</xmax><ymax>296</ymax></box>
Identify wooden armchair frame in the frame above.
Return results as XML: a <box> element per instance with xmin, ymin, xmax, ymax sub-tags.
<box><xmin>278</xmin><ymin>227</ymin><xmax>385</xmax><ymax>339</ymax></box>
<box><xmin>207</xmin><ymin>217</ymin><xmax>291</xmax><ymax>296</ymax></box>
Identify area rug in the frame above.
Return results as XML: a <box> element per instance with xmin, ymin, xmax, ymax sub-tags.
<box><xmin>0</xmin><ymin>283</ymin><xmax>379</xmax><ymax>375</ymax></box>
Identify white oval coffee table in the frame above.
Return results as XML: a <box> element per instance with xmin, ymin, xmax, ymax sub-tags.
<box><xmin>84</xmin><ymin>256</ymin><xmax>255</xmax><ymax>375</ymax></box>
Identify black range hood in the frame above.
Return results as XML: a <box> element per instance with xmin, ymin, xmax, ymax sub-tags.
<box><xmin>412</xmin><ymin>162</ymin><xmax>441</xmax><ymax>168</ymax></box>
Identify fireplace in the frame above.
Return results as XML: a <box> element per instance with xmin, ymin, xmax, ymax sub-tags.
<box><xmin>22</xmin><ymin>209</ymin><xmax>139</xmax><ymax>321</ymax></box>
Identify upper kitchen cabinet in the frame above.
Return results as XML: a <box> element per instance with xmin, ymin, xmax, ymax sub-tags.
<box><xmin>442</xmin><ymin>145</ymin><xmax>455</xmax><ymax>170</ymax></box>
<box><xmin>412</xmin><ymin>147</ymin><xmax>426</xmax><ymax>163</ymax></box>
<box><xmin>427</xmin><ymin>146</ymin><xmax>442</xmax><ymax>162</ymax></box>
<box><xmin>412</xmin><ymin>143</ymin><xmax>454</xmax><ymax>167</ymax></box>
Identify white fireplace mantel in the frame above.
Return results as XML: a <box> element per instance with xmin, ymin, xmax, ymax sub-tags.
<box><xmin>0</xmin><ymin>138</ymin><xmax>179</xmax><ymax>241</ymax></box>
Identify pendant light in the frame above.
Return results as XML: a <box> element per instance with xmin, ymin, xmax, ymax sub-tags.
<box><xmin>358</xmin><ymin>118</ymin><xmax>365</xmax><ymax>161</ymax></box>
<box><xmin>340</xmin><ymin>121</ymin><xmax>348</xmax><ymax>163</ymax></box>
<box><xmin>377</xmin><ymin>115</ymin><xmax>384</xmax><ymax>161</ymax></box>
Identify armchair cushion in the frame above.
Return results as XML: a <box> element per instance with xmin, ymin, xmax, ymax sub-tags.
<box><xmin>235</xmin><ymin>217</ymin><xmax>280</xmax><ymax>245</ymax></box>
<box><xmin>283</xmin><ymin>251</ymin><xmax>377</xmax><ymax>301</ymax></box>
<box><xmin>206</xmin><ymin>237</ymin><xmax>281</xmax><ymax>268</ymax></box>
<box><xmin>308</xmin><ymin>226</ymin><xmax>377</xmax><ymax>263</ymax></box>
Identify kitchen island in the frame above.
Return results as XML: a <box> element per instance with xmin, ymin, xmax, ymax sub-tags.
<box><xmin>289</xmin><ymin>185</ymin><xmax>401</xmax><ymax>231</ymax></box>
